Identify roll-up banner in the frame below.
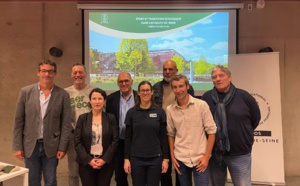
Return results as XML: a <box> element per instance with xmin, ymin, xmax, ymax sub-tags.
<box><xmin>228</xmin><ymin>52</ymin><xmax>285</xmax><ymax>185</ymax></box>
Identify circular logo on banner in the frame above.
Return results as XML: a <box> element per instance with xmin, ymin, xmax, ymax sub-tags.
<box><xmin>101</xmin><ymin>14</ymin><xmax>109</xmax><ymax>24</ymax></box>
<box><xmin>251</xmin><ymin>93</ymin><xmax>271</xmax><ymax>125</ymax></box>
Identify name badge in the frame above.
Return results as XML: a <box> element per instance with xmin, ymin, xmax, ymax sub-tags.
<box><xmin>149</xmin><ymin>113</ymin><xmax>157</xmax><ymax>118</ymax></box>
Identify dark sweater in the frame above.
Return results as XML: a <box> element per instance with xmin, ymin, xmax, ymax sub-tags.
<box><xmin>124</xmin><ymin>104</ymin><xmax>169</xmax><ymax>159</ymax></box>
<box><xmin>202</xmin><ymin>87</ymin><xmax>261</xmax><ymax>156</ymax></box>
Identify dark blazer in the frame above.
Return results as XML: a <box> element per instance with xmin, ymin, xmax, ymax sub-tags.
<box><xmin>74</xmin><ymin>111</ymin><xmax>119</xmax><ymax>165</ymax></box>
<box><xmin>13</xmin><ymin>83</ymin><xmax>72</xmax><ymax>158</ymax></box>
<box><xmin>106</xmin><ymin>90</ymin><xmax>137</xmax><ymax>126</ymax></box>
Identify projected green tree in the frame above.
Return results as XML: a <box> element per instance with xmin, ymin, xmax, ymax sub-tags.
<box><xmin>129</xmin><ymin>50</ymin><xmax>142</xmax><ymax>76</ymax></box>
<box><xmin>90</xmin><ymin>49</ymin><xmax>100</xmax><ymax>74</ymax></box>
<box><xmin>116</xmin><ymin>39</ymin><xmax>156</xmax><ymax>76</ymax></box>
<box><xmin>172</xmin><ymin>55</ymin><xmax>185</xmax><ymax>73</ymax></box>
<box><xmin>193</xmin><ymin>56</ymin><xmax>214</xmax><ymax>76</ymax></box>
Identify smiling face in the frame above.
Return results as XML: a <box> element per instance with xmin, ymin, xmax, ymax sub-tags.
<box><xmin>90</xmin><ymin>92</ymin><xmax>106</xmax><ymax>111</ymax></box>
<box><xmin>117</xmin><ymin>72</ymin><xmax>133</xmax><ymax>96</ymax></box>
<box><xmin>138</xmin><ymin>83</ymin><xmax>153</xmax><ymax>104</ymax></box>
<box><xmin>163</xmin><ymin>60</ymin><xmax>178</xmax><ymax>83</ymax></box>
<box><xmin>212</xmin><ymin>68</ymin><xmax>232</xmax><ymax>93</ymax></box>
<box><xmin>71</xmin><ymin>65</ymin><xmax>86</xmax><ymax>87</ymax></box>
<box><xmin>37</xmin><ymin>64</ymin><xmax>56</xmax><ymax>85</ymax></box>
<box><xmin>171</xmin><ymin>78</ymin><xmax>190</xmax><ymax>102</ymax></box>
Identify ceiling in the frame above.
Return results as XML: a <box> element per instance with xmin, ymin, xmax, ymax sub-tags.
<box><xmin>0</xmin><ymin>0</ymin><xmax>299</xmax><ymax>2</ymax></box>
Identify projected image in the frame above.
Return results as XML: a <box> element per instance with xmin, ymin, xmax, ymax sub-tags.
<box><xmin>87</xmin><ymin>11</ymin><xmax>230</xmax><ymax>92</ymax></box>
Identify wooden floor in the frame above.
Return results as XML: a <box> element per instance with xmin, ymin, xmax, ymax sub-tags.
<box><xmin>2</xmin><ymin>169</ymin><xmax>299</xmax><ymax>186</ymax></box>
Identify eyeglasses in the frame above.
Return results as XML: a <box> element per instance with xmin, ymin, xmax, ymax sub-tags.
<box><xmin>39</xmin><ymin>69</ymin><xmax>56</xmax><ymax>75</ymax></box>
<box><xmin>139</xmin><ymin>89</ymin><xmax>151</xmax><ymax>93</ymax></box>
<box><xmin>118</xmin><ymin>79</ymin><xmax>130</xmax><ymax>84</ymax></box>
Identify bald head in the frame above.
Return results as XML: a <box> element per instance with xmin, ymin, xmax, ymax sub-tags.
<box><xmin>163</xmin><ymin>60</ymin><xmax>178</xmax><ymax>83</ymax></box>
<box><xmin>117</xmin><ymin>72</ymin><xmax>133</xmax><ymax>96</ymax></box>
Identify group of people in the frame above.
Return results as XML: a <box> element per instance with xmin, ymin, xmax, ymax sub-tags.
<box><xmin>12</xmin><ymin>59</ymin><xmax>260</xmax><ymax>186</ymax></box>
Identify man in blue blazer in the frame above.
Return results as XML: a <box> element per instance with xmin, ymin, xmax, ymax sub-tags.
<box><xmin>13</xmin><ymin>60</ymin><xmax>72</xmax><ymax>186</ymax></box>
<box><xmin>106</xmin><ymin>72</ymin><xmax>137</xmax><ymax>186</ymax></box>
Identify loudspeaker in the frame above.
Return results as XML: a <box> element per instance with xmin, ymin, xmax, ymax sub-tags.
<box><xmin>49</xmin><ymin>47</ymin><xmax>63</xmax><ymax>57</ymax></box>
<box><xmin>258</xmin><ymin>47</ymin><xmax>273</xmax><ymax>53</ymax></box>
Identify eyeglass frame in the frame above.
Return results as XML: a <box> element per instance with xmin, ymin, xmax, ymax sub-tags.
<box><xmin>39</xmin><ymin>69</ymin><xmax>56</xmax><ymax>75</ymax></box>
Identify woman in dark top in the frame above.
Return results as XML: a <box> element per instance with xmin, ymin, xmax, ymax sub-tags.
<box><xmin>74</xmin><ymin>88</ymin><xmax>119</xmax><ymax>186</ymax></box>
<box><xmin>124</xmin><ymin>81</ymin><xmax>169</xmax><ymax>186</ymax></box>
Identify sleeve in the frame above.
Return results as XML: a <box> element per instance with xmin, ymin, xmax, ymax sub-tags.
<box><xmin>202</xmin><ymin>102</ymin><xmax>217</xmax><ymax>134</ymax></box>
<box><xmin>159</xmin><ymin>109</ymin><xmax>169</xmax><ymax>159</ymax></box>
<box><xmin>247</xmin><ymin>93</ymin><xmax>261</xmax><ymax>130</ymax></box>
<box><xmin>166</xmin><ymin>106</ymin><xmax>176</xmax><ymax>137</ymax></box>
<box><xmin>12</xmin><ymin>89</ymin><xmax>26</xmax><ymax>151</ymax></box>
<box><xmin>74</xmin><ymin>114</ymin><xmax>92</xmax><ymax>165</ymax></box>
<box><xmin>124</xmin><ymin>108</ymin><xmax>133</xmax><ymax>159</ymax></box>
<box><xmin>102</xmin><ymin>113</ymin><xmax>119</xmax><ymax>164</ymax></box>
<box><xmin>58</xmin><ymin>91</ymin><xmax>72</xmax><ymax>152</ymax></box>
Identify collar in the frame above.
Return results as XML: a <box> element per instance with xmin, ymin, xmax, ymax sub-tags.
<box><xmin>174</xmin><ymin>95</ymin><xmax>195</xmax><ymax>109</ymax></box>
<box><xmin>38</xmin><ymin>83</ymin><xmax>54</xmax><ymax>92</ymax></box>
<box><xmin>162</xmin><ymin>78</ymin><xmax>170</xmax><ymax>85</ymax></box>
<box><xmin>120</xmin><ymin>89</ymin><xmax>134</xmax><ymax>100</ymax></box>
<box><xmin>136</xmin><ymin>104</ymin><xmax>155</xmax><ymax>111</ymax></box>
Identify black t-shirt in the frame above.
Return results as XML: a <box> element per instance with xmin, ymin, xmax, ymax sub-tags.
<box><xmin>124</xmin><ymin>104</ymin><xmax>169</xmax><ymax>159</ymax></box>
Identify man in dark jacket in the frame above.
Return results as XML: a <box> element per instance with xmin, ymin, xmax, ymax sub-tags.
<box><xmin>202</xmin><ymin>65</ymin><xmax>261</xmax><ymax>186</ymax></box>
<box><xmin>106</xmin><ymin>72</ymin><xmax>137</xmax><ymax>186</ymax></box>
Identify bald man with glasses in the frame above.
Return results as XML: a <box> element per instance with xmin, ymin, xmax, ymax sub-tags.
<box><xmin>106</xmin><ymin>72</ymin><xmax>137</xmax><ymax>186</ymax></box>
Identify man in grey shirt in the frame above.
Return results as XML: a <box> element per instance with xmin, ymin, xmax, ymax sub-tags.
<box><xmin>65</xmin><ymin>63</ymin><xmax>95</xmax><ymax>186</ymax></box>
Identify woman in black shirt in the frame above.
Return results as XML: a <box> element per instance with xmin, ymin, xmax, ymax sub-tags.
<box><xmin>124</xmin><ymin>81</ymin><xmax>169</xmax><ymax>186</ymax></box>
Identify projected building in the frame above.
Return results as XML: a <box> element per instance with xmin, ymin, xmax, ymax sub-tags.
<box><xmin>97</xmin><ymin>49</ymin><xmax>184</xmax><ymax>74</ymax></box>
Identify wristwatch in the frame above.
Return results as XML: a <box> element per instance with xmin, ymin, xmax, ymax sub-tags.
<box><xmin>163</xmin><ymin>159</ymin><xmax>169</xmax><ymax>162</ymax></box>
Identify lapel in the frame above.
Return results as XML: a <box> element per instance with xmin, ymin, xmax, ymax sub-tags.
<box><xmin>116</xmin><ymin>91</ymin><xmax>121</xmax><ymax>119</ymax></box>
<box><xmin>34</xmin><ymin>84</ymin><xmax>41</xmax><ymax>116</ymax></box>
<box><xmin>86</xmin><ymin>111</ymin><xmax>93</xmax><ymax>141</ymax></box>
<box><xmin>44</xmin><ymin>85</ymin><xmax>58</xmax><ymax>118</ymax></box>
<box><xmin>102</xmin><ymin>112</ymin><xmax>108</xmax><ymax>136</ymax></box>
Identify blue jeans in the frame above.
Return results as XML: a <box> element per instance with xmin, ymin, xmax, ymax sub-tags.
<box><xmin>130</xmin><ymin>156</ymin><xmax>163</xmax><ymax>186</ymax></box>
<box><xmin>209</xmin><ymin>153</ymin><xmax>251</xmax><ymax>186</ymax></box>
<box><xmin>25</xmin><ymin>141</ymin><xmax>58</xmax><ymax>186</ymax></box>
<box><xmin>177</xmin><ymin>160</ymin><xmax>210</xmax><ymax>186</ymax></box>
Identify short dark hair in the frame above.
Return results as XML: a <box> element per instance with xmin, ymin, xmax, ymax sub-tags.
<box><xmin>72</xmin><ymin>63</ymin><xmax>86</xmax><ymax>72</ymax></box>
<box><xmin>88</xmin><ymin>88</ymin><xmax>107</xmax><ymax>109</ymax></box>
<box><xmin>89</xmin><ymin>88</ymin><xmax>107</xmax><ymax>101</ymax></box>
<box><xmin>38</xmin><ymin>59</ymin><xmax>57</xmax><ymax>72</ymax></box>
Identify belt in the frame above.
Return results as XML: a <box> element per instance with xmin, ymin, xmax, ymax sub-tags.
<box><xmin>37</xmin><ymin>139</ymin><xmax>43</xmax><ymax>143</ymax></box>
